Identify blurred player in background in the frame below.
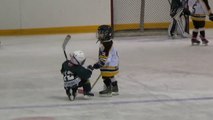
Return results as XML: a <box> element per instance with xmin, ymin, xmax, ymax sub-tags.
<box><xmin>168</xmin><ymin>0</ymin><xmax>191</xmax><ymax>39</ymax></box>
<box><xmin>188</xmin><ymin>0</ymin><xmax>213</xmax><ymax>45</ymax></box>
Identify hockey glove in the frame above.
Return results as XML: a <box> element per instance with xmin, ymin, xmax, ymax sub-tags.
<box><xmin>87</xmin><ymin>65</ymin><xmax>94</xmax><ymax>72</ymax></box>
<box><xmin>209</xmin><ymin>13</ymin><xmax>213</xmax><ymax>21</ymax></box>
<box><xmin>93</xmin><ymin>63</ymin><xmax>101</xmax><ymax>69</ymax></box>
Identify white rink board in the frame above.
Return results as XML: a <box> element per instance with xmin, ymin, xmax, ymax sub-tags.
<box><xmin>1</xmin><ymin>30</ymin><xmax>213</xmax><ymax>120</ymax></box>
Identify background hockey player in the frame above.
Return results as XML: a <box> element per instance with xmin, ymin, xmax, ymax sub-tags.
<box><xmin>188</xmin><ymin>0</ymin><xmax>213</xmax><ymax>45</ymax></box>
<box><xmin>168</xmin><ymin>0</ymin><xmax>191</xmax><ymax>38</ymax></box>
<box><xmin>91</xmin><ymin>25</ymin><xmax>119</xmax><ymax>97</ymax></box>
<box><xmin>61</xmin><ymin>50</ymin><xmax>94</xmax><ymax>101</ymax></box>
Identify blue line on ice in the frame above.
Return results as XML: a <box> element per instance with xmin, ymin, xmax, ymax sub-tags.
<box><xmin>1</xmin><ymin>97</ymin><xmax>213</xmax><ymax>110</ymax></box>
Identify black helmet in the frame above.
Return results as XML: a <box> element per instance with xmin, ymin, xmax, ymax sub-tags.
<box><xmin>96</xmin><ymin>25</ymin><xmax>112</xmax><ymax>43</ymax></box>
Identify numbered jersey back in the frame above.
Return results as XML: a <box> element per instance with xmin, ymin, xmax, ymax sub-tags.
<box><xmin>63</xmin><ymin>71</ymin><xmax>81</xmax><ymax>88</ymax></box>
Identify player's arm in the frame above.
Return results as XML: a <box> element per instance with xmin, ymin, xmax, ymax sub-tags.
<box><xmin>60</xmin><ymin>60</ymin><xmax>69</xmax><ymax>74</ymax></box>
<box><xmin>203</xmin><ymin>0</ymin><xmax>211</xmax><ymax>12</ymax></box>
<box><xmin>203</xmin><ymin>0</ymin><xmax>213</xmax><ymax>21</ymax></box>
<box><xmin>73</xmin><ymin>66</ymin><xmax>93</xmax><ymax>81</ymax></box>
<box><xmin>93</xmin><ymin>50</ymin><xmax>109</xmax><ymax>69</ymax></box>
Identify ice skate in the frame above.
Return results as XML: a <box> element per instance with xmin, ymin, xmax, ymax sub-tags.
<box><xmin>191</xmin><ymin>38</ymin><xmax>200</xmax><ymax>46</ymax></box>
<box><xmin>84</xmin><ymin>91</ymin><xmax>94</xmax><ymax>99</ymax></box>
<box><xmin>112</xmin><ymin>86</ymin><xmax>119</xmax><ymax>96</ymax></box>
<box><xmin>182</xmin><ymin>32</ymin><xmax>191</xmax><ymax>38</ymax></box>
<box><xmin>99</xmin><ymin>86</ymin><xmax>112</xmax><ymax>97</ymax></box>
<box><xmin>66</xmin><ymin>88</ymin><xmax>76</xmax><ymax>101</ymax></box>
<box><xmin>201</xmin><ymin>39</ymin><xmax>209</xmax><ymax>46</ymax></box>
<box><xmin>200</xmin><ymin>36</ymin><xmax>209</xmax><ymax>46</ymax></box>
<box><xmin>112</xmin><ymin>81</ymin><xmax>119</xmax><ymax>95</ymax></box>
<box><xmin>169</xmin><ymin>34</ymin><xmax>177</xmax><ymax>39</ymax></box>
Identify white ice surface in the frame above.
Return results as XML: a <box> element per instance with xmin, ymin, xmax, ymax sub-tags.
<box><xmin>0</xmin><ymin>30</ymin><xmax>213</xmax><ymax>120</ymax></box>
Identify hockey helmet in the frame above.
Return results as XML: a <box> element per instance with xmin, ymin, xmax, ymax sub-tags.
<box><xmin>96</xmin><ymin>25</ymin><xmax>112</xmax><ymax>43</ymax></box>
<box><xmin>70</xmin><ymin>50</ymin><xmax>86</xmax><ymax>65</ymax></box>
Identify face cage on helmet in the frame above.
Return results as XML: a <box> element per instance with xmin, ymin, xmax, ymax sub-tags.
<box><xmin>73</xmin><ymin>55</ymin><xmax>86</xmax><ymax>65</ymax></box>
<box><xmin>96</xmin><ymin>30</ymin><xmax>112</xmax><ymax>43</ymax></box>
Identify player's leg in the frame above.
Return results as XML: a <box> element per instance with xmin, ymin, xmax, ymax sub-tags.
<box><xmin>168</xmin><ymin>8</ymin><xmax>183</xmax><ymax>38</ymax></box>
<box><xmin>168</xmin><ymin>18</ymin><xmax>177</xmax><ymax>39</ymax></box>
<box><xmin>191</xmin><ymin>20</ymin><xmax>200</xmax><ymax>45</ymax></box>
<box><xmin>176</xmin><ymin>14</ymin><xmax>190</xmax><ymax>38</ymax></box>
<box><xmin>71</xmin><ymin>87</ymin><xmax>78</xmax><ymax>100</ymax></box>
<box><xmin>65</xmin><ymin>87</ymin><xmax>75</xmax><ymax>101</ymax></box>
<box><xmin>199</xmin><ymin>21</ymin><xmax>208</xmax><ymax>45</ymax></box>
<box><xmin>200</xmin><ymin>30</ymin><xmax>208</xmax><ymax>45</ymax></box>
<box><xmin>99</xmin><ymin>77</ymin><xmax>112</xmax><ymax>97</ymax></box>
<box><xmin>184</xmin><ymin>14</ymin><xmax>190</xmax><ymax>34</ymax></box>
<box><xmin>80</xmin><ymin>80</ymin><xmax>94</xmax><ymax>97</ymax></box>
<box><xmin>111</xmin><ymin>77</ymin><xmax>119</xmax><ymax>95</ymax></box>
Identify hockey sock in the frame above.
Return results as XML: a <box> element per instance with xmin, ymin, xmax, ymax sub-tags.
<box><xmin>192</xmin><ymin>31</ymin><xmax>198</xmax><ymax>39</ymax></box>
<box><xmin>83</xmin><ymin>82</ymin><xmax>92</xmax><ymax>93</ymax></box>
<box><xmin>169</xmin><ymin>19</ymin><xmax>177</xmax><ymax>36</ymax></box>
<box><xmin>110</xmin><ymin>77</ymin><xmax>117</xmax><ymax>86</ymax></box>
<box><xmin>103</xmin><ymin>78</ymin><xmax>111</xmax><ymax>87</ymax></box>
<box><xmin>72</xmin><ymin>87</ymin><xmax>78</xmax><ymax>96</ymax></box>
<box><xmin>199</xmin><ymin>30</ymin><xmax>208</xmax><ymax>44</ymax></box>
<box><xmin>200</xmin><ymin>30</ymin><xmax>205</xmax><ymax>39</ymax></box>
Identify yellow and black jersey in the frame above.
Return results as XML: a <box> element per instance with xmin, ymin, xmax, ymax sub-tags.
<box><xmin>98</xmin><ymin>43</ymin><xmax>119</xmax><ymax>77</ymax></box>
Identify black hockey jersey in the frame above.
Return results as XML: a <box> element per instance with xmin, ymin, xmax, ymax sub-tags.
<box><xmin>61</xmin><ymin>60</ymin><xmax>92</xmax><ymax>88</ymax></box>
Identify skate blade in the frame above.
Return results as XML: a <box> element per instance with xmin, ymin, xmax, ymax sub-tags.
<box><xmin>99</xmin><ymin>93</ymin><xmax>112</xmax><ymax>97</ymax></box>
<box><xmin>83</xmin><ymin>95</ymin><xmax>94</xmax><ymax>99</ymax></box>
<box><xmin>191</xmin><ymin>43</ymin><xmax>200</xmax><ymax>46</ymax></box>
<box><xmin>202</xmin><ymin>42</ymin><xmax>208</xmax><ymax>46</ymax></box>
<box><xmin>68</xmin><ymin>95</ymin><xmax>75</xmax><ymax>101</ymax></box>
<box><xmin>112</xmin><ymin>92</ymin><xmax>119</xmax><ymax>96</ymax></box>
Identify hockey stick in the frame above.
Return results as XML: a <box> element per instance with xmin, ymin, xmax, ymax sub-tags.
<box><xmin>62</xmin><ymin>35</ymin><xmax>71</xmax><ymax>60</ymax></box>
<box><xmin>78</xmin><ymin>74</ymin><xmax>102</xmax><ymax>94</ymax></box>
<box><xmin>91</xmin><ymin>74</ymin><xmax>101</xmax><ymax>89</ymax></box>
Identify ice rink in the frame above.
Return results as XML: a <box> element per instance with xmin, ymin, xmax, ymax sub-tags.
<box><xmin>1</xmin><ymin>30</ymin><xmax>213</xmax><ymax>120</ymax></box>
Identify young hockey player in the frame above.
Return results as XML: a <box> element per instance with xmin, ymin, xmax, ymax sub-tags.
<box><xmin>188</xmin><ymin>0</ymin><xmax>213</xmax><ymax>45</ymax></box>
<box><xmin>92</xmin><ymin>25</ymin><xmax>119</xmax><ymax>97</ymax></box>
<box><xmin>168</xmin><ymin>0</ymin><xmax>191</xmax><ymax>38</ymax></box>
<box><xmin>61</xmin><ymin>50</ymin><xmax>94</xmax><ymax>101</ymax></box>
